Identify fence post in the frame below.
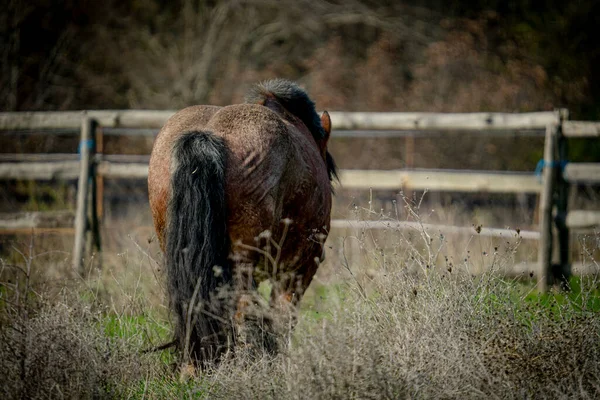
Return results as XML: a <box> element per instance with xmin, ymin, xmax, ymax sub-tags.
<box><xmin>537</xmin><ymin>122</ymin><xmax>558</xmax><ymax>291</ymax></box>
<box><xmin>95</xmin><ymin>124</ymin><xmax>104</xmax><ymax>221</ymax></box>
<box><xmin>403</xmin><ymin>133</ymin><xmax>415</xmax><ymax>203</ymax></box>
<box><xmin>555</xmin><ymin>109</ymin><xmax>571</xmax><ymax>288</ymax></box>
<box><xmin>73</xmin><ymin>114</ymin><xmax>95</xmax><ymax>274</ymax></box>
<box><xmin>90</xmin><ymin>123</ymin><xmax>102</xmax><ymax>261</ymax></box>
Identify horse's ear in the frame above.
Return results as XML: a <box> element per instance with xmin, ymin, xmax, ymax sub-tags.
<box><xmin>320</xmin><ymin>111</ymin><xmax>332</xmax><ymax>138</ymax></box>
<box><xmin>319</xmin><ymin>111</ymin><xmax>332</xmax><ymax>161</ymax></box>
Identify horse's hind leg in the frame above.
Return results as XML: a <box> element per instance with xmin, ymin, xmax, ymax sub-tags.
<box><xmin>269</xmin><ymin>253</ymin><xmax>323</xmax><ymax>328</ymax></box>
<box><xmin>231</xmin><ymin>261</ymin><xmax>277</xmax><ymax>354</ymax></box>
<box><xmin>231</xmin><ymin>261</ymin><xmax>253</xmax><ymax>345</ymax></box>
<box><xmin>269</xmin><ymin>272</ymin><xmax>307</xmax><ymax>330</ymax></box>
<box><xmin>270</xmin><ymin>275</ymin><xmax>302</xmax><ymax>311</ymax></box>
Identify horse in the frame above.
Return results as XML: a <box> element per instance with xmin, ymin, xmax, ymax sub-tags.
<box><xmin>148</xmin><ymin>79</ymin><xmax>337</xmax><ymax>367</ymax></box>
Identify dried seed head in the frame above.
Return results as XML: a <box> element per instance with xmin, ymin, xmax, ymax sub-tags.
<box><xmin>258</xmin><ymin>230</ymin><xmax>272</xmax><ymax>239</ymax></box>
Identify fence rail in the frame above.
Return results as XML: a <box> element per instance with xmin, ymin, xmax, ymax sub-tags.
<box><xmin>0</xmin><ymin>161</ymin><xmax>80</xmax><ymax>180</ymax></box>
<box><xmin>0</xmin><ymin>158</ymin><xmax>542</xmax><ymax>193</ymax></box>
<box><xmin>0</xmin><ymin>211</ymin><xmax>75</xmax><ymax>230</ymax></box>
<box><xmin>338</xmin><ymin>169</ymin><xmax>541</xmax><ymax>193</ymax></box>
<box><xmin>330</xmin><ymin>219</ymin><xmax>540</xmax><ymax>239</ymax></box>
<box><xmin>562</xmin><ymin>121</ymin><xmax>600</xmax><ymax>137</ymax></box>
<box><xmin>563</xmin><ymin>163</ymin><xmax>600</xmax><ymax>184</ymax></box>
<box><xmin>0</xmin><ymin>110</ymin><xmax>561</xmax><ymax>131</ymax></box>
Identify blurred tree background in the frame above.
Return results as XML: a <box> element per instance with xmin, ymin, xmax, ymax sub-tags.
<box><xmin>1</xmin><ymin>0</ymin><xmax>599</xmax><ymax>164</ymax></box>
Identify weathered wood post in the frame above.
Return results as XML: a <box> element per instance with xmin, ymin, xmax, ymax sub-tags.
<box><xmin>537</xmin><ymin>122</ymin><xmax>558</xmax><ymax>292</ymax></box>
<box><xmin>89</xmin><ymin>124</ymin><xmax>102</xmax><ymax>262</ymax></box>
<box><xmin>73</xmin><ymin>114</ymin><xmax>96</xmax><ymax>274</ymax></box>
<box><xmin>403</xmin><ymin>133</ymin><xmax>415</xmax><ymax>204</ymax></box>
<box><xmin>95</xmin><ymin>124</ymin><xmax>105</xmax><ymax>220</ymax></box>
<box><xmin>555</xmin><ymin>109</ymin><xmax>571</xmax><ymax>289</ymax></box>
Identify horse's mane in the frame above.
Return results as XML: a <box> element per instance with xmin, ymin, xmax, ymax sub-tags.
<box><xmin>245</xmin><ymin>79</ymin><xmax>338</xmax><ymax>182</ymax></box>
<box><xmin>245</xmin><ymin>79</ymin><xmax>325</xmax><ymax>141</ymax></box>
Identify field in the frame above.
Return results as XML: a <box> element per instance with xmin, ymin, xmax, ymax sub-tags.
<box><xmin>1</xmin><ymin>192</ymin><xmax>599</xmax><ymax>399</ymax></box>
<box><xmin>3</xmin><ymin>0</ymin><xmax>600</xmax><ymax>397</ymax></box>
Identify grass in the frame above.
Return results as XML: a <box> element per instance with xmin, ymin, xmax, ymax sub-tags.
<box><xmin>1</xmin><ymin>205</ymin><xmax>599</xmax><ymax>399</ymax></box>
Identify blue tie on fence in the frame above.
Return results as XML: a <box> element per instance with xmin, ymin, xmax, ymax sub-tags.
<box><xmin>534</xmin><ymin>159</ymin><xmax>568</xmax><ymax>181</ymax></box>
<box><xmin>78</xmin><ymin>139</ymin><xmax>95</xmax><ymax>155</ymax></box>
<box><xmin>78</xmin><ymin>139</ymin><xmax>95</xmax><ymax>183</ymax></box>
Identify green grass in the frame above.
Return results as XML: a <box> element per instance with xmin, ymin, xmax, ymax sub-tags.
<box><xmin>102</xmin><ymin>313</ymin><xmax>170</xmax><ymax>340</ymax></box>
<box><xmin>523</xmin><ymin>276</ymin><xmax>600</xmax><ymax>312</ymax></box>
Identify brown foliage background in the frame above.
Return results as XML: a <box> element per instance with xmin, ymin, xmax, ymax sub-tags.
<box><xmin>3</xmin><ymin>0</ymin><xmax>598</xmax><ymax>116</ymax></box>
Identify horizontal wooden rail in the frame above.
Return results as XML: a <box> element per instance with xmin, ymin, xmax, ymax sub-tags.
<box><xmin>0</xmin><ymin>154</ymin><xmax>152</xmax><ymax>163</ymax></box>
<box><xmin>562</xmin><ymin>121</ymin><xmax>600</xmax><ymax>138</ymax></box>
<box><xmin>566</xmin><ymin>210</ymin><xmax>600</xmax><ymax>231</ymax></box>
<box><xmin>0</xmin><ymin>211</ymin><xmax>75</xmax><ymax>230</ymax></box>
<box><xmin>97</xmin><ymin>162</ymin><xmax>148</xmax><ymax>179</ymax></box>
<box><xmin>0</xmin><ymin>153</ymin><xmax>79</xmax><ymax>162</ymax></box>
<box><xmin>338</xmin><ymin>169</ymin><xmax>542</xmax><ymax>193</ymax></box>
<box><xmin>0</xmin><ymin>159</ymin><xmax>148</xmax><ymax>180</ymax></box>
<box><xmin>330</xmin><ymin>219</ymin><xmax>538</xmax><ymax>239</ymax></box>
<box><xmin>0</xmin><ymin>216</ymin><xmax>535</xmax><ymax>240</ymax></box>
<box><xmin>563</xmin><ymin>163</ymin><xmax>600</xmax><ymax>184</ymax></box>
<box><xmin>0</xmin><ymin>160</ymin><xmax>544</xmax><ymax>194</ymax></box>
<box><xmin>330</xmin><ymin>111</ymin><xmax>560</xmax><ymax>131</ymax></box>
<box><xmin>0</xmin><ymin>227</ymin><xmax>75</xmax><ymax>235</ymax></box>
<box><xmin>510</xmin><ymin>262</ymin><xmax>596</xmax><ymax>277</ymax></box>
<box><xmin>0</xmin><ymin>110</ymin><xmax>174</xmax><ymax>130</ymax></box>
<box><xmin>99</xmin><ymin>128</ymin><xmax>547</xmax><ymax>138</ymax></box>
<box><xmin>0</xmin><ymin>110</ymin><xmax>561</xmax><ymax>131</ymax></box>
<box><xmin>0</xmin><ymin>161</ymin><xmax>80</xmax><ymax>180</ymax></box>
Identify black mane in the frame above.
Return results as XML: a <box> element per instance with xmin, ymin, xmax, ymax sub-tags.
<box><xmin>245</xmin><ymin>79</ymin><xmax>338</xmax><ymax>182</ymax></box>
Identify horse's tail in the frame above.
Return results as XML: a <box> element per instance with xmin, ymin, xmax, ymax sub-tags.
<box><xmin>166</xmin><ymin>131</ymin><xmax>232</xmax><ymax>366</ymax></box>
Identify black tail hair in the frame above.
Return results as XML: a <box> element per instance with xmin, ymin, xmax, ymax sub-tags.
<box><xmin>245</xmin><ymin>79</ymin><xmax>338</xmax><ymax>183</ymax></box>
<box><xmin>166</xmin><ymin>131</ymin><xmax>232</xmax><ymax>366</ymax></box>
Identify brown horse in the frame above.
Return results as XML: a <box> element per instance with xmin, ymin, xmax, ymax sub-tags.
<box><xmin>148</xmin><ymin>79</ymin><xmax>336</xmax><ymax>366</ymax></box>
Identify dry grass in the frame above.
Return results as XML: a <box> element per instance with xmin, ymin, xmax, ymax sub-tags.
<box><xmin>198</xmin><ymin>208</ymin><xmax>600</xmax><ymax>399</ymax></box>
<box><xmin>0</xmin><ymin>235</ymin><xmax>163</xmax><ymax>399</ymax></box>
<box><xmin>0</xmin><ymin>202</ymin><xmax>599</xmax><ymax>399</ymax></box>
<box><xmin>202</xmin><ymin>267</ymin><xmax>600</xmax><ymax>399</ymax></box>
<box><xmin>0</xmin><ymin>301</ymin><xmax>150</xmax><ymax>399</ymax></box>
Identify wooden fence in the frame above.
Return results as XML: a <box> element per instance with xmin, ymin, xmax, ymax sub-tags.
<box><xmin>537</xmin><ymin>117</ymin><xmax>600</xmax><ymax>290</ymax></box>
<box><xmin>0</xmin><ymin>109</ymin><xmax>598</xmax><ymax>286</ymax></box>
